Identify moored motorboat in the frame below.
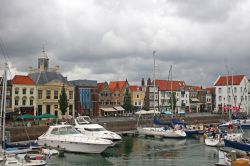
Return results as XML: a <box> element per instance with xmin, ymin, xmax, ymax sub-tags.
<box><xmin>37</xmin><ymin>124</ymin><xmax>112</xmax><ymax>153</ymax></box>
<box><xmin>74</xmin><ymin>116</ymin><xmax>122</xmax><ymax>146</ymax></box>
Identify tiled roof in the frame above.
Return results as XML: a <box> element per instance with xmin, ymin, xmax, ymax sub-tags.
<box><xmin>70</xmin><ymin>80</ymin><xmax>97</xmax><ymax>87</ymax></box>
<box><xmin>193</xmin><ymin>86</ymin><xmax>201</xmax><ymax>91</ymax></box>
<box><xmin>12</xmin><ymin>75</ymin><xmax>34</xmax><ymax>85</ymax></box>
<box><xmin>206</xmin><ymin>87</ymin><xmax>215</xmax><ymax>93</ymax></box>
<box><xmin>214</xmin><ymin>75</ymin><xmax>245</xmax><ymax>86</ymax></box>
<box><xmin>28</xmin><ymin>71</ymin><xmax>69</xmax><ymax>85</ymax></box>
<box><xmin>129</xmin><ymin>85</ymin><xmax>142</xmax><ymax>91</ymax></box>
<box><xmin>155</xmin><ymin>80</ymin><xmax>186</xmax><ymax>91</ymax></box>
<box><xmin>109</xmin><ymin>81</ymin><xmax>126</xmax><ymax>92</ymax></box>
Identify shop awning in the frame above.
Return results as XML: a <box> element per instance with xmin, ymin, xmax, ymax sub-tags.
<box><xmin>100</xmin><ymin>107</ymin><xmax>117</xmax><ymax>112</ymax></box>
<box><xmin>113</xmin><ymin>106</ymin><xmax>125</xmax><ymax>111</ymax></box>
<box><xmin>190</xmin><ymin>98</ymin><xmax>199</xmax><ymax>102</ymax></box>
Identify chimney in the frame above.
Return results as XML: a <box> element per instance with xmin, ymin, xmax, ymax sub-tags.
<box><xmin>141</xmin><ymin>78</ymin><xmax>145</xmax><ymax>86</ymax></box>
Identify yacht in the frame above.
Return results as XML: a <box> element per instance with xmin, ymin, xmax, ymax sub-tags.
<box><xmin>74</xmin><ymin>116</ymin><xmax>122</xmax><ymax>146</ymax></box>
<box><xmin>37</xmin><ymin>124</ymin><xmax>112</xmax><ymax>153</ymax></box>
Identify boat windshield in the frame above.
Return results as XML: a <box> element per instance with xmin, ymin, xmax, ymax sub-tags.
<box><xmin>51</xmin><ymin>126</ymin><xmax>80</xmax><ymax>135</ymax></box>
<box><xmin>76</xmin><ymin>117</ymin><xmax>91</xmax><ymax>124</ymax></box>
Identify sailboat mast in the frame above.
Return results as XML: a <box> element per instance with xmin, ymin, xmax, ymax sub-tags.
<box><xmin>153</xmin><ymin>51</ymin><xmax>156</xmax><ymax>116</ymax></box>
<box><xmin>0</xmin><ymin>63</ymin><xmax>7</xmax><ymax>148</ymax></box>
<box><xmin>170</xmin><ymin>65</ymin><xmax>173</xmax><ymax>118</ymax></box>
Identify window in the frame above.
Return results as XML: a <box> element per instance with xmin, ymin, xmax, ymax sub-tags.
<box><xmin>38</xmin><ymin>90</ymin><xmax>42</xmax><ymax>99</ymax></box>
<box><xmin>46</xmin><ymin>90</ymin><xmax>51</xmax><ymax>99</ymax></box>
<box><xmin>15</xmin><ymin>88</ymin><xmax>19</xmax><ymax>95</ymax></box>
<box><xmin>54</xmin><ymin>105</ymin><xmax>58</xmax><ymax>109</ymax></box>
<box><xmin>245</xmin><ymin>96</ymin><xmax>247</xmax><ymax>102</ymax></box>
<box><xmin>22</xmin><ymin>97</ymin><xmax>26</xmax><ymax>106</ymax></box>
<box><xmin>139</xmin><ymin>101</ymin><xmax>141</xmax><ymax>106</ymax></box>
<box><xmin>6</xmin><ymin>99</ymin><xmax>11</xmax><ymax>107</ymax></box>
<box><xmin>137</xmin><ymin>93</ymin><xmax>140</xmax><ymax>99</ymax></box>
<box><xmin>241</xmin><ymin>87</ymin><xmax>243</xmax><ymax>93</ymax></box>
<box><xmin>135</xmin><ymin>101</ymin><xmax>137</xmax><ymax>106</ymax></box>
<box><xmin>228</xmin><ymin>96</ymin><xmax>231</xmax><ymax>102</ymax></box>
<box><xmin>219</xmin><ymin>96</ymin><xmax>222</xmax><ymax>101</ymax></box>
<box><xmin>55</xmin><ymin>110</ymin><xmax>58</xmax><ymax>117</ymax></box>
<box><xmin>46</xmin><ymin>105</ymin><xmax>51</xmax><ymax>114</ymax></box>
<box><xmin>30</xmin><ymin>97</ymin><xmax>34</xmax><ymax>106</ymax></box>
<box><xmin>15</xmin><ymin>97</ymin><xmax>19</xmax><ymax>106</ymax></box>
<box><xmin>30</xmin><ymin>88</ymin><xmax>34</xmax><ymax>95</ymax></box>
<box><xmin>54</xmin><ymin>90</ymin><xmax>58</xmax><ymax>99</ymax></box>
<box><xmin>234</xmin><ymin>96</ymin><xmax>237</xmax><ymax>102</ymax></box>
<box><xmin>227</xmin><ymin>87</ymin><xmax>230</xmax><ymax>93</ymax></box>
<box><xmin>218</xmin><ymin>88</ymin><xmax>222</xmax><ymax>93</ymax></box>
<box><xmin>69</xmin><ymin>91</ymin><xmax>73</xmax><ymax>99</ymax></box>
<box><xmin>7</xmin><ymin>90</ymin><xmax>10</xmax><ymax>96</ymax></box>
<box><xmin>234</xmin><ymin>87</ymin><xmax>237</xmax><ymax>93</ymax></box>
<box><xmin>38</xmin><ymin>105</ymin><xmax>42</xmax><ymax>115</ymax></box>
<box><xmin>23</xmin><ymin>88</ymin><xmax>26</xmax><ymax>95</ymax></box>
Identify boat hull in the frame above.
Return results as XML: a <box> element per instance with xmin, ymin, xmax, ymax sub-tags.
<box><xmin>137</xmin><ymin>127</ymin><xmax>186</xmax><ymax>138</ymax></box>
<box><xmin>224</xmin><ymin>139</ymin><xmax>250</xmax><ymax>152</ymax></box>
<box><xmin>37</xmin><ymin>139</ymin><xmax>109</xmax><ymax>154</ymax></box>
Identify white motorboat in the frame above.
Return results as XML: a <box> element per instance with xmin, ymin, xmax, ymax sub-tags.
<box><xmin>137</xmin><ymin>126</ymin><xmax>186</xmax><ymax>138</ymax></box>
<box><xmin>37</xmin><ymin>124</ymin><xmax>112</xmax><ymax>153</ymax></box>
<box><xmin>4</xmin><ymin>154</ymin><xmax>47</xmax><ymax>166</ymax></box>
<box><xmin>74</xmin><ymin>116</ymin><xmax>122</xmax><ymax>146</ymax></box>
<box><xmin>205</xmin><ymin>132</ymin><xmax>243</xmax><ymax>147</ymax></box>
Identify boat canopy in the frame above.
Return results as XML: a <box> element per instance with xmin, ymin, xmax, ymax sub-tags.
<box><xmin>153</xmin><ymin>116</ymin><xmax>172</xmax><ymax>125</ymax></box>
<box><xmin>171</xmin><ymin>118</ymin><xmax>187</xmax><ymax>125</ymax></box>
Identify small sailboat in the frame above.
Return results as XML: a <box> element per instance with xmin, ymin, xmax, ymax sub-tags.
<box><xmin>137</xmin><ymin>51</ymin><xmax>186</xmax><ymax>138</ymax></box>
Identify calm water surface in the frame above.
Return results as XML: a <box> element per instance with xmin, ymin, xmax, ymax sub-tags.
<box><xmin>47</xmin><ymin>136</ymin><xmax>220</xmax><ymax>166</ymax></box>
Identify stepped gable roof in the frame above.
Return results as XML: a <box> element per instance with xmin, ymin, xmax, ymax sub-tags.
<box><xmin>155</xmin><ymin>80</ymin><xmax>186</xmax><ymax>91</ymax></box>
<box><xmin>70</xmin><ymin>80</ymin><xmax>97</xmax><ymax>87</ymax></box>
<box><xmin>214</xmin><ymin>75</ymin><xmax>245</xmax><ymax>86</ymax></box>
<box><xmin>109</xmin><ymin>81</ymin><xmax>126</xmax><ymax>92</ymax></box>
<box><xmin>12</xmin><ymin>75</ymin><xmax>34</xmax><ymax>85</ymax></box>
<box><xmin>28</xmin><ymin>71</ymin><xmax>69</xmax><ymax>85</ymax></box>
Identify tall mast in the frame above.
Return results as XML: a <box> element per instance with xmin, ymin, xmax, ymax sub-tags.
<box><xmin>153</xmin><ymin>51</ymin><xmax>156</xmax><ymax>116</ymax></box>
<box><xmin>171</xmin><ymin>65</ymin><xmax>173</xmax><ymax>118</ymax></box>
<box><xmin>0</xmin><ymin>63</ymin><xmax>7</xmax><ymax>149</ymax></box>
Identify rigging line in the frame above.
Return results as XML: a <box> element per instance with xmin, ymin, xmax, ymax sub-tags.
<box><xmin>0</xmin><ymin>38</ymin><xmax>10</xmax><ymax>63</ymax></box>
<box><xmin>238</xmin><ymin>79</ymin><xmax>248</xmax><ymax>109</ymax></box>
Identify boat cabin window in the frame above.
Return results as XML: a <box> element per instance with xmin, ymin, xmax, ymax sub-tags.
<box><xmin>76</xmin><ymin>117</ymin><xmax>91</xmax><ymax>124</ymax></box>
<box><xmin>84</xmin><ymin>128</ymin><xmax>106</xmax><ymax>131</ymax></box>
<box><xmin>50</xmin><ymin>126</ymin><xmax>80</xmax><ymax>135</ymax></box>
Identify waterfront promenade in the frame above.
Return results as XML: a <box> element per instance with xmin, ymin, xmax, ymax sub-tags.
<box><xmin>6</xmin><ymin>113</ymin><xmax>227</xmax><ymax>142</ymax></box>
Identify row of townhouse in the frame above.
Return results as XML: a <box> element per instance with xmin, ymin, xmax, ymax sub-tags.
<box><xmin>213</xmin><ymin>75</ymin><xmax>250</xmax><ymax>113</ymax></box>
<box><xmin>143</xmin><ymin>78</ymin><xmax>213</xmax><ymax>113</ymax></box>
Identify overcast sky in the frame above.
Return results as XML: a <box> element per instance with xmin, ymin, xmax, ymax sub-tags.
<box><xmin>1</xmin><ymin>0</ymin><xmax>250</xmax><ymax>87</ymax></box>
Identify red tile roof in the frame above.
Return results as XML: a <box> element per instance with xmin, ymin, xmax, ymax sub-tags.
<box><xmin>129</xmin><ymin>85</ymin><xmax>142</xmax><ymax>91</ymax></box>
<box><xmin>109</xmin><ymin>81</ymin><xmax>126</xmax><ymax>92</ymax></box>
<box><xmin>206</xmin><ymin>87</ymin><xmax>215</xmax><ymax>93</ymax></box>
<box><xmin>214</xmin><ymin>75</ymin><xmax>245</xmax><ymax>86</ymax></box>
<box><xmin>193</xmin><ymin>86</ymin><xmax>201</xmax><ymax>91</ymax></box>
<box><xmin>155</xmin><ymin>80</ymin><xmax>186</xmax><ymax>91</ymax></box>
<box><xmin>12</xmin><ymin>75</ymin><xmax>34</xmax><ymax>85</ymax></box>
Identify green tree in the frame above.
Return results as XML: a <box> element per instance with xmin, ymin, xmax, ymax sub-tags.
<box><xmin>122</xmin><ymin>88</ymin><xmax>133</xmax><ymax>112</ymax></box>
<box><xmin>58</xmin><ymin>84</ymin><xmax>69</xmax><ymax>116</ymax></box>
<box><xmin>170</xmin><ymin>93</ymin><xmax>177</xmax><ymax>112</ymax></box>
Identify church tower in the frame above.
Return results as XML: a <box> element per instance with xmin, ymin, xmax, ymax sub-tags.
<box><xmin>38</xmin><ymin>47</ymin><xmax>49</xmax><ymax>72</ymax></box>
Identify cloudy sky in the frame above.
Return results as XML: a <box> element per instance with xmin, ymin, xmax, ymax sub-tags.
<box><xmin>0</xmin><ymin>0</ymin><xmax>250</xmax><ymax>86</ymax></box>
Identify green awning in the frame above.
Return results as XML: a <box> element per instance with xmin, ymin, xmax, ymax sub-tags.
<box><xmin>36</xmin><ymin>113</ymin><xmax>57</xmax><ymax>119</ymax></box>
<box><xmin>16</xmin><ymin>114</ymin><xmax>35</xmax><ymax>119</ymax></box>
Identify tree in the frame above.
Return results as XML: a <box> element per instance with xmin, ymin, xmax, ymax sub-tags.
<box><xmin>58</xmin><ymin>84</ymin><xmax>69</xmax><ymax>116</ymax></box>
<box><xmin>170</xmin><ymin>93</ymin><xmax>177</xmax><ymax>113</ymax></box>
<box><xmin>122</xmin><ymin>88</ymin><xmax>133</xmax><ymax>112</ymax></box>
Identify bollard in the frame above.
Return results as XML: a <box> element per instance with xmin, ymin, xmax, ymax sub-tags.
<box><xmin>231</xmin><ymin>150</ymin><xmax>237</xmax><ymax>165</ymax></box>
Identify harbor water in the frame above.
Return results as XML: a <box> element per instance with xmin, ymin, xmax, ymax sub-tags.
<box><xmin>46</xmin><ymin>136</ymin><xmax>219</xmax><ymax>166</ymax></box>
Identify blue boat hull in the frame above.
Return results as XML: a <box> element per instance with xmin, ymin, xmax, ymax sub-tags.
<box><xmin>224</xmin><ymin>139</ymin><xmax>250</xmax><ymax>152</ymax></box>
<box><xmin>219</xmin><ymin>124</ymin><xmax>250</xmax><ymax>129</ymax></box>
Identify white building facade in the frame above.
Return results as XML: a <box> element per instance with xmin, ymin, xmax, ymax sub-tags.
<box><xmin>214</xmin><ymin>75</ymin><xmax>249</xmax><ymax>113</ymax></box>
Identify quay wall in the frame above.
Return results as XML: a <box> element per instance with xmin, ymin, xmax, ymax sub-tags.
<box><xmin>6</xmin><ymin>115</ymin><xmax>227</xmax><ymax>142</ymax></box>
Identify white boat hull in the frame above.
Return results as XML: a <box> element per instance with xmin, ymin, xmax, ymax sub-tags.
<box><xmin>205</xmin><ymin>138</ymin><xmax>224</xmax><ymax>147</ymax></box>
<box><xmin>137</xmin><ymin>127</ymin><xmax>186</xmax><ymax>138</ymax></box>
<box><xmin>38</xmin><ymin>139</ymin><xmax>109</xmax><ymax>154</ymax></box>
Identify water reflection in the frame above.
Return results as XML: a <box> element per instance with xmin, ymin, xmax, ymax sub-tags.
<box><xmin>47</xmin><ymin>135</ymin><xmax>220</xmax><ymax>166</ymax></box>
